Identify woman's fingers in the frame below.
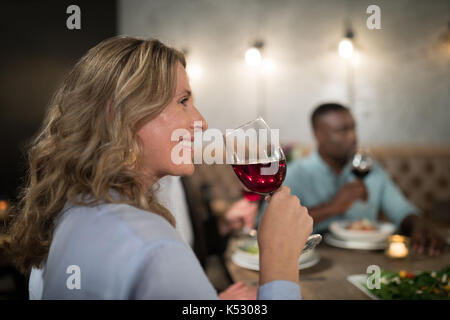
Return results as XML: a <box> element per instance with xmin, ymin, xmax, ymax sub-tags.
<box><xmin>257</xmin><ymin>184</ymin><xmax>313</xmax><ymax>285</ymax></box>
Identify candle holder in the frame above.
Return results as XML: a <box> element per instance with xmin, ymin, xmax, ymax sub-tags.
<box><xmin>385</xmin><ymin>235</ymin><xmax>410</xmax><ymax>259</ymax></box>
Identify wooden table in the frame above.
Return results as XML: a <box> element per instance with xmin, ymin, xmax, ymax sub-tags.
<box><xmin>225</xmin><ymin>236</ymin><xmax>450</xmax><ymax>299</ymax></box>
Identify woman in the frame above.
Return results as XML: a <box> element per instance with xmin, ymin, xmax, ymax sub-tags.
<box><xmin>7</xmin><ymin>36</ymin><xmax>313</xmax><ymax>299</ymax></box>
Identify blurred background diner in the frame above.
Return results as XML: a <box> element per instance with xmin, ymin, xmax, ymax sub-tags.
<box><xmin>1</xmin><ymin>0</ymin><xmax>449</xmax><ymax>299</ymax></box>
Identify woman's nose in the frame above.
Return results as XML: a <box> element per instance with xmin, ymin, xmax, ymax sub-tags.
<box><xmin>191</xmin><ymin>106</ymin><xmax>208</xmax><ymax>131</ymax></box>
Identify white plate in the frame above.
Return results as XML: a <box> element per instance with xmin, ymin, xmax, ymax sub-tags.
<box><xmin>324</xmin><ymin>233</ymin><xmax>387</xmax><ymax>250</ymax></box>
<box><xmin>231</xmin><ymin>250</ymin><xmax>320</xmax><ymax>271</ymax></box>
<box><xmin>233</xmin><ymin>249</ymin><xmax>316</xmax><ymax>266</ymax></box>
<box><xmin>235</xmin><ymin>239</ymin><xmax>316</xmax><ymax>264</ymax></box>
<box><xmin>347</xmin><ymin>274</ymin><xmax>380</xmax><ymax>300</ymax></box>
<box><xmin>330</xmin><ymin>221</ymin><xmax>395</xmax><ymax>242</ymax></box>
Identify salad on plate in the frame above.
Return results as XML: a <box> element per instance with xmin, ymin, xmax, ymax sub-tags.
<box><xmin>365</xmin><ymin>267</ymin><xmax>450</xmax><ymax>300</ymax></box>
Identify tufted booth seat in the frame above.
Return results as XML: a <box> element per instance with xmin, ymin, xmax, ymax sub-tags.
<box><xmin>369</xmin><ymin>146</ymin><xmax>450</xmax><ymax>217</ymax></box>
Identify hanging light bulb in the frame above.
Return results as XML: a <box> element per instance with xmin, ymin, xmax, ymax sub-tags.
<box><xmin>245</xmin><ymin>47</ymin><xmax>262</xmax><ymax>66</ymax></box>
<box><xmin>339</xmin><ymin>39</ymin><xmax>353</xmax><ymax>59</ymax></box>
<box><xmin>245</xmin><ymin>40</ymin><xmax>264</xmax><ymax>66</ymax></box>
<box><xmin>186</xmin><ymin>64</ymin><xmax>202</xmax><ymax>79</ymax></box>
<box><xmin>338</xmin><ymin>28</ymin><xmax>355</xmax><ymax>59</ymax></box>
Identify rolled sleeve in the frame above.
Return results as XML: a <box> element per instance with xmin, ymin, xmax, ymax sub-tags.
<box><xmin>257</xmin><ymin>280</ymin><xmax>302</xmax><ymax>300</ymax></box>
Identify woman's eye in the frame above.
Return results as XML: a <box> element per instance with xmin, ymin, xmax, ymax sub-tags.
<box><xmin>180</xmin><ymin>97</ymin><xmax>189</xmax><ymax>106</ymax></box>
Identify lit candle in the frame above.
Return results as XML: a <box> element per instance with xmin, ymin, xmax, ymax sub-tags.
<box><xmin>386</xmin><ymin>235</ymin><xmax>409</xmax><ymax>258</ymax></box>
<box><xmin>0</xmin><ymin>200</ymin><xmax>8</xmax><ymax>212</ymax></box>
<box><xmin>0</xmin><ymin>200</ymin><xmax>8</xmax><ymax>219</ymax></box>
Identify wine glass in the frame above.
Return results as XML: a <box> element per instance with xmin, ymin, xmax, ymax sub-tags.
<box><xmin>351</xmin><ymin>148</ymin><xmax>373</xmax><ymax>179</ymax></box>
<box><xmin>225</xmin><ymin>117</ymin><xmax>322</xmax><ymax>252</ymax></box>
<box><xmin>225</xmin><ymin>117</ymin><xmax>287</xmax><ymax>196</ymax></box>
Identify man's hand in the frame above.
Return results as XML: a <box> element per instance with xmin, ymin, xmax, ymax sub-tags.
<box><xmin>330</xmin><ymin>180</ymin><xmax>368</xmax><ymax>213</ymax></box>
<box><xmin>218</xmin><ymin>198</ymin><xmax>258</xmax><ymax>236</ymax></box>
<box><xmin>218</xmin><ymin>282</ymin><xmax>257</xmax><ymax>300</ymax></box>
<box><xmin>401</xmin><ymin>215</ymin><xmax>445</xmax><ymax>256</ymax></box>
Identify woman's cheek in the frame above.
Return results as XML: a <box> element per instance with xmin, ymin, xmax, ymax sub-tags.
<box><xmin>168</xmin><ymin>141</ymin><xmax>195</xmax><ymax>176</ymax></box>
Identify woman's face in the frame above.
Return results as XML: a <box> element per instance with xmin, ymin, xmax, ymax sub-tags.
<box><xmin>137</xmin><ymin>62</ymin><xmax>207</xmax><ymax>183</ymax></box>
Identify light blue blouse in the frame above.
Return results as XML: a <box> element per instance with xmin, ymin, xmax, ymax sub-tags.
<box><xmin>29</xmin><ymin>200</ymin><xmax>301</xmax><ymax>300</ymax></box>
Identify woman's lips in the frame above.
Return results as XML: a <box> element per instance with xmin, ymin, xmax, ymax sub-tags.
<box><xmin>179</xmin><ymin>137</ymin><xmax>194</xmax><ymax>154</ymax></box>
<box><xmin>181</xmin><ymin>140</ymin><xmax>193</xmax><ymax>149</ymax></box>
<box><xmin>178</xmin><ymin>135</ymin><xmax>195</xmax><ymax>142</ymax></box>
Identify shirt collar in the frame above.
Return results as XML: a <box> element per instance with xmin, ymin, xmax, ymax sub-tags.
<box><xmin>312</xmin><ymin>150</ymin><xmax>352</xmax><ymax>180</ymax></box>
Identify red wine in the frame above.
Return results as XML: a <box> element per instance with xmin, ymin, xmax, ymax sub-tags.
<box><xmin>352</xmin><ymin>167</ymin><xmax>371</xmax><ymax>179</ymax></box>
<box><xmin>232</xmin><ymin>160</ymin><xmax>287</xmax><ymax>194</ymax></box>
<box><xmin>243</xmin><ymin>190</ymin><xmax>262</xmax><ymax>202</ymax></box>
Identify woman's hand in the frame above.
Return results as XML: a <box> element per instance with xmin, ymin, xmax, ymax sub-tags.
<box><xmin>257</xmin><ymin>186</ymin><xmax>313</xmax><ymax>285</ymax></box>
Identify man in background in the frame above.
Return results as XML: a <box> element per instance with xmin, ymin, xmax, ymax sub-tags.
<box><xmin>283</xmin><ymin>103</ymin><xmax>444</xmax><ymax>256</ymax></box>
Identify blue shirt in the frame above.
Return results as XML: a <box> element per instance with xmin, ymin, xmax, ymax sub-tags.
<box><xmin>29</xmin><ymin>200</ymin><xmax>301</xmax><ymax>299</ymax></box>
<box><xmin>261</xmin><ymin>151</ymin><xmax>418</xmax><ymax>233</ymax></box>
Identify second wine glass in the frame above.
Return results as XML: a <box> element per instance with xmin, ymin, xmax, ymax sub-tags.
<box><xmin>351</xmin><ymin>148</ymin><xmax>373</xmax><ymax>179</ymax></box>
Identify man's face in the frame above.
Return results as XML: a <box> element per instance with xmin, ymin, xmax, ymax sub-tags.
<box><xmin>314</xmin><ymin>110</ymin><xmax>357</xmax><ymax>163</ymax></box>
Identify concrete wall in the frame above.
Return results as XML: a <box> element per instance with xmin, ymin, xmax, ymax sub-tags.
<box><xmin>118</xmin><ymin>0</ymin><xmax>450</xmax><ymax>146</ymax></box>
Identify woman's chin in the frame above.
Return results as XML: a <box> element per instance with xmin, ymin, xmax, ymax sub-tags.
<box><xmin>170</xmin><ymin>163</ymin><xmax>195</xmax><ymax>176</ymax></box>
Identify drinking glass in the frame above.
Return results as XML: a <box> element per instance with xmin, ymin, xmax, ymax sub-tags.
<box><xmin>351</xmin><ymin>148</ymin><xmax>373</xmax><ymax>179</ymax></box>
<box><xmin>225</xmin><ymin>117</ymin><xmax>287</xmax><ymax>195</ymax></box>
<box><xmin>225</xmin><ymin>117</ymin><xmax>322</xmax><ymax>252</ymax></box>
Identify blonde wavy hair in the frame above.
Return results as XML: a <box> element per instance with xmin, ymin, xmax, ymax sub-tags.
<box><xmin>6</xmin><ymin>36</ymin><xmax>186</xmax><ymax>273</ymax></box>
